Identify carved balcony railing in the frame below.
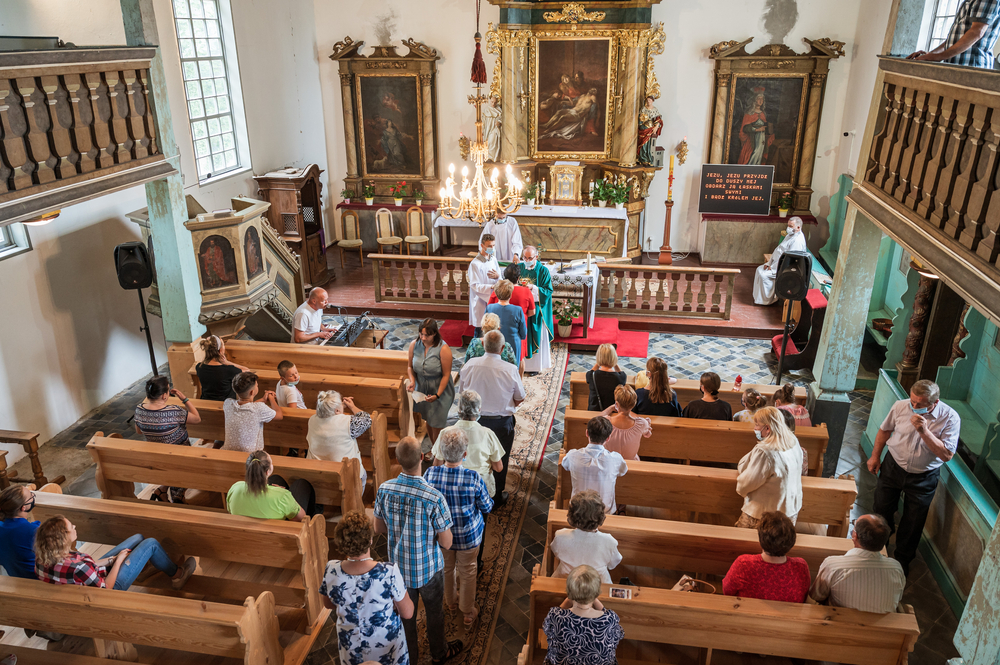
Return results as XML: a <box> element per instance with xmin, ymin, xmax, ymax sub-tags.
<box><xmin>849</xmin><ymin>57</ymin><xmax>1000</xmax><ymax>321</ymax></box>
<box><xmin>371</xmin><ymin>255</ymin><xmax>472</xmax><ymax>306</ymax></box>
<box><xmin>0</xmin><ymin>47</ymin><xmax>177</xmax><ymax>225</ymax></box>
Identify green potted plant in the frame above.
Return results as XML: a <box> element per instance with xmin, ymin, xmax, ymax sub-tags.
<box><xmin>777</xmin><ymin>192</ymin><xmax>794</xmax><ymax>218</ymax></box>
<box><xmin>362</xmin><ymin>183</ymin><xmax>375</xmax><ymax>206</ymax></box>
<box><xmin>389</xmin><ymin>181</ymin><xmax>408</xmax><ymax>206</ymax></box>
<box><xmin>593</xmin><ymin>179</ymin><xmax>610</xmax><ymax>207</ymax></box>
<box><xmin>340</xmin><ymin>188</ymin><xmax>353</xmax><ymax>204</ymax></box>
<box><xmin>414</xmin><ymin>189</ymin><xmax>426</xmax><ymax>204</ymax></box>
<box><xmin>610</xmin><ymin>181</ymin><xmax>629</xmax><ymax>210</ymax></box>
<box><xmin>553</xmin><ymin>299</ymin><xmax>581</xmax><ymax>338</ymax></box>
<box><xmin>523</xmin><ymin>181</ymin><xmax>538</xmax><ymax>205</ymax></box>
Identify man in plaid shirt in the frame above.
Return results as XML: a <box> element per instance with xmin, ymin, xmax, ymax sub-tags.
<box><xmin>908</xmin><ymin>0</ymin><xmax>1000</xmax><ymax>69</ymax></box>
<box><xmin>375</xmin><ymin>436</ymin><xmax>463</xmax><ymax>665</ymax></box>
<box><xmin>425</xmin><ymin>429</ymin><xmax>494</xmax><ymax>625</ymax></box>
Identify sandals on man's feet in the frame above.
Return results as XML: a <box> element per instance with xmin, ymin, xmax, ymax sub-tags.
<box><xmin>432</xmin><ymin>639</ymin><xmax>464</xmax><ymax>665</ymax></box>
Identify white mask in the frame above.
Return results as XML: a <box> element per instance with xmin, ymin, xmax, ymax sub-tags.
<box><xmin>786</xmin><ymin>226</ymin><xmax>796</xmax><ymax>235</ymax></box>
<box><xmin>525</xmin><ymin>259</ymin><xmax>537</xmax><ymax>270</ymax></box>
<box><xmin>484</xmin><ymin>247</ymin><xmax>495</xmax><ymax>257</ymax></box>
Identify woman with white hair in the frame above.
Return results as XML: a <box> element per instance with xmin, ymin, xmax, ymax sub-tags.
<box><xmin>465</xmin><ymin>312</ymin><xmax>517</xmax><ymax>366</ymax></box>
<box><xmin>306</xmin><ymin>390</ymin><xmax>371</xmax><ymax>488</ymax></box>
<box><xmin>431</xmin><ymin>390</ymin><xmax>505</xmax><ymax>498</ymax></box>
<box><xmin>735</xmin><ymin>406</ymin><xmax>804</xmax><ymax>528</ymax></box>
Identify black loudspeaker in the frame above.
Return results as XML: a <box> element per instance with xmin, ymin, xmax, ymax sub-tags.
<box><xmin>774</xmin><ymin>250</ymin><xmax>812</xmax><ymax>302</ymax></box>
<box><xmin>114</xmin><ymin>241</ymin><xmax>153</xmax><ymax>290</ymax></box>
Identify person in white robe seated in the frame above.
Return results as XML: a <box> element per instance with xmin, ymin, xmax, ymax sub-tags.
<box><xmin>753</xmin><ymin>216</ymin><xmax>808</xmax><ymax>305</ymax></box>
<box><xmin>479</xmin><ymin>210</ymin><xmax>523</xmax><ymax>263</ymax></box>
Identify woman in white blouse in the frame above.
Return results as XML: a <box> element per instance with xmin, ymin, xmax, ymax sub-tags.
<box><xmin>306</xmin><ymin>391</ymin><xmax>371</xmax><ymax>489</ymax></box>
<box><xmin>735</xmin><ymin>406</ymin><xmax>803</xmax><ymax>529</ymax></box>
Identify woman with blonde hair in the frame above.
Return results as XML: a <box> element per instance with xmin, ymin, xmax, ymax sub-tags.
<box><xmin>542</xmin><ymin>565</ymin><xmax>624</xmax><ymax>665</ymax></box>
<box><xmin>465</xmin><ymin>312</ymin><xmax>517</xmax><ymax>365</ymax></box>
<box><xmin>586</xmin><ymin>344</ymin><xmax>626</xmax><ymax>412</ymax></box>
<box><xmin>634</xmin><ymin>357</ymin><xmax>681</xmax><ymax>417</ymax></box>
<box><xmin>733</xmin><ymin>388</ymin><xmax>766</xmax><ymax>423</ymax></box>
<box><xmin>195</xmin><ymin>334</ymin><xmax>248</xmax><ymax>401</ymax></box>
<box><xmin>600</xmin><ymin>384</ymin><xmax>652</xmax><ymax>461</ymax></box>
<box><xmin>735</xmin><ymin>407</ymin><xmax>803</xmax><ymax>528</ymax></box>
<box><xmin>307</xmin><ymin>390</ymin><xmax>371</xmax><ymax>488</ymax></box>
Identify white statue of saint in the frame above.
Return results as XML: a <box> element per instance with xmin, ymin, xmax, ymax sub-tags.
<box><xmin>483</xmin><ymin>95</ymin><xmax>502</xmax><ymax>162</ymax></box>
<box><xmin>753</xmin><ymin>216</ymin><xmax>808</xmax><ymax>305</ymax></box>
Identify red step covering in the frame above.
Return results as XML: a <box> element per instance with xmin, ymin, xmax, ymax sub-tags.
<box><xmin>771</xmin><ymin>334</ymin><xmax>799</xmax><ymax>357</ymax></box>
<box><xmin>439</xmin><ymin>317</ymin><xmax>650</xmax><ymax>358</ymax></box>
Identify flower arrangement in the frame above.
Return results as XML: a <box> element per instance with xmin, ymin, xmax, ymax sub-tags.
<box><xmin>362</xmin><ymin>183</ymin><xmax>375</xmax><ymax>198</ymax></box>
<box><xmin>553</xmin><ymin>299</ymin><xmax>582</xmax><ymax>326</ymax></box>
<box><xmin>389</xmin><ymin>181</ymin><xmax>408</xmax><ymax>198</ymax></box>
<box><xmin>414</xmin><ymin>189</ymin><xmax>426</xmax><ymax>201</ymax></box>
<box><xmin>778</xmin><ymin>192</ymin><xmax>794</xmax><ymax>210</ymax></box>
<box><xmin>340</xmin><ymin>188</ymin><xmax>353</xmax><ymax>199</ymax></box>
<box><xmin>592</xmin><ymin>178</ymin><xmax>611</xmax><ymax>202</ymax></box>
<box><xmin>524</xmin><ymin>181</ymin><xmax>539</xmax><ymax>200</ymax></box>
<box><xmin>608</xmin><ymin>180</ymin><xmax>629</xmax><ymax>205</ymax></box>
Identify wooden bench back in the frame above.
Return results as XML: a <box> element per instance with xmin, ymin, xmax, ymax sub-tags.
<box><xmin>31</xmin><ymin>492</ymin><xmax>329</xmax><ymax>627</ymax></box>
<box><xmin>525</xmin><ymin>574</ymin><xmax>918</xmax><ymax>665</ymax></box>
<box><xmin>0</xmin><ymin>576</ymin><xmax>283</xmax><ymax>664</ymax></box>
<box><xmin>188</xmin><ymin>367</ymin><xmax>410</xmax><ymax>431</ymax></box>
<box><xmin>563</xmin><ymin>409</ymin><xmax>828</xmax><ymax>476</ymax></box>
<box><xmin>567</xmin><ymin>372</ymin><xmax>808</xmax><ymax>412</ymax></box>
<box><xmin>87</xmin><ymin>435</ymin><xmax>363</xmax><ymax>516</ymax></box>
<box><xmin>544</xmin><ymin>506</ymin><xmax>852</xmax><ymax>579</ymax></box>
<box><xmin>555</xmin><ymin>454</ymin><xmax>855</xmax><ymax>536</ymax></box>
<box><xmin>221</xmin><ymin>339</ymin><xmax>409</xmax><ymax>379</ymax></box>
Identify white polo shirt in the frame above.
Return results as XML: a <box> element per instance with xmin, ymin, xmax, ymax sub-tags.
<box><xmin>456</xmin><ymin>352</ymin><xmax>525</xmax><ymax>417</ymax></box>
<box><xmin>879</xmin><ymin>398</ymin><xmax>960</xmax><ymax>473</ymax></box>
<box><xmin>291</xmin><ymin>302</ymin><xmax>324</xmax><ymax>342</ymax></box>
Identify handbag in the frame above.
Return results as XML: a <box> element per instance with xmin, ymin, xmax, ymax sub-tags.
<box><xmin>587</xmin><ymin>371</ymin><xmax>604</xmax><ymax>411</ymax></box>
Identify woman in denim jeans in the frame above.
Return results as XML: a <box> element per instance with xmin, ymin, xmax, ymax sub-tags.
<box><xmin>34</xmin><ymin>516</ymin><xmax>196</xmax><ymax>591</ymax></box>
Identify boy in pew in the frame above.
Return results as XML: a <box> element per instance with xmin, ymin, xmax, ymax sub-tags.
<box><xmin>223</xmin><ymin>371</ymin><xmax>283</xmax><ymax>453</ymax></box>
<box><xmin>550</xmin><ymin>491</ymin><xmax>622</xmax><ymax>584</ymax></box>
<box><xmin>560</xmin><ymin>416</ymin><xmax>628</xmax><ymax>514</ymax></box>
<box><xmin>276</xmin><ymin>360</ymin><xmax>307</xmax><ymax>409</ymax></box>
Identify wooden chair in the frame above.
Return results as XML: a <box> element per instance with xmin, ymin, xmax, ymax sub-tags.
<box><xmin>0</xmin><ymin>430</ymin><xmax>64</xmax><ymax>487</ymax></box>
<box><xmin>375</xmin><ymin>207</ymin><xmax>402</xmax><ymax>254</ymax></box>
<box><xmin>404</xmin><ymin>205</ymin><xmax>429</xmax><ymax>255</ymax></box>
<box><xmin>338</xmin><ymin>208</ymin><xmax>364</xmax><ymax>268</ymax></box>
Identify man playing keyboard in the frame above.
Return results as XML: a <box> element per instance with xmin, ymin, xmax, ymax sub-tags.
<box><xmin>292</xmin><ymin>288</ymin><xmax>335</xmax><ymax>344</ymax></box>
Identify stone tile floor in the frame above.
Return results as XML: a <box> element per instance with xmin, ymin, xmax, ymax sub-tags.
<box><xmin>16</xmin><ymin>320</ymin><xmax>960</xmax><ymax>664</ymax></box>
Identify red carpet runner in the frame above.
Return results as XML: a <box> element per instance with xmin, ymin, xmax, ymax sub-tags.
<box><xmin>440</xmin><ymin>317</ymin><xmax>649</xmax><ymax>358</ymax></box>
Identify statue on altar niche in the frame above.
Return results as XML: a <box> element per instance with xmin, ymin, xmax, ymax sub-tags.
<box><xmin>637</xmin><ymin>96</ymin><xmax>663</xmax><ymax>166</ymax></box>
<box><xmin>483</xmin><ymin>95</ymin><xmax>502</xmax><ymax>162</ymax></box>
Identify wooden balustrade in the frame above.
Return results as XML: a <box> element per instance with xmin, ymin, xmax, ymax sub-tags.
<box><xmin>598</xmin><ymin>264</ymin><xmax>739</xmax><ymax>318</ymax></box>
<box><xmin>0</xmin><ymin>47</ymin><xmax>176</xmax><ymax>225</ymax></box>
<box><xmin>849</xmin><ymin>57</ymin><xmax>1000</xmax><ymax>321</ymax></box>
<box><xmin>370</xmin><ymin>253</ymin><xmax>739</xmax><ymax>319</ymax></box>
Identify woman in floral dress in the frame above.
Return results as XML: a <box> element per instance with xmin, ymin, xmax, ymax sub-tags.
<box><xmin>320</xmin><ymin>511</ymin><xmax>414</xmax><ymax>665</ymax></box>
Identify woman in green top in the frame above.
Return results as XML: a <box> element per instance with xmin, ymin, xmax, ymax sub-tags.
<box><xmin>465</xmin><ymin>312</ymin><xmax>517</xmax><ymax>366</ymax></box>
<box><xmin>226</xmin><ymin>451</ymin><xmax>316</xmax><ymax>520</ymax></box>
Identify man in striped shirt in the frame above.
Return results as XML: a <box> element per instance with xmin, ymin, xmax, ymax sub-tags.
<box><xmin>907</xmin><ymin>0</ymin><xmax>1000</xmax><ymax>69</ymax></box>
<box><xmin>809</xmin><ymin>514</ymin><xmax>906</xmax><ymax>613</ymax></box>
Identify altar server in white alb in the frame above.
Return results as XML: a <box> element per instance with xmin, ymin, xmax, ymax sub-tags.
<box><xmin>479</xmin><ymin>209</ymin><xmax>523</xmax><ymax>263</ymax></box>
<box><xmin>468</xmin><ymin>234</ymin><xmax>501</xmax><ymax>335</ymax></box>
<box><xmin>753</xmin><ymin>216</ymin><xmax>808</xmax><ymax>305</ymax></box>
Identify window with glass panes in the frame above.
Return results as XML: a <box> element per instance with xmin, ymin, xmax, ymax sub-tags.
<box><xmin>0</xmin><ymin>226</ymin><xmax>13</xmax><ymax>251</ymax></box>
<box><xmin>172</xmin><ymin>0</ymin><xmax>240</xmax><ymax>181</ymax></box>
<box><xmin>928</xmin><ymin>0</ymin><xmax>962</xmax><ymax>50</ymax></box>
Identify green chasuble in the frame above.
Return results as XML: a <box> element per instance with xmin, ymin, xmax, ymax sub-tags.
<box><xmin>517</xmin><ymin>261</ymin><xmax>553</xmax><ymax>358</ymax></box>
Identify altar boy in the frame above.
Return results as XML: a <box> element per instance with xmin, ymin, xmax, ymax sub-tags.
<box><xmin>468</xmin><ymin>234</ymin><xmax>500</xmax><ymax>336</ymax></box>
<box><xmin>479</xmin><ymin>210</ymin><xmax>523</xmax><ymax>263</ymax></box>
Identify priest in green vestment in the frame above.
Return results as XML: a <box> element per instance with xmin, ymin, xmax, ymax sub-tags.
<box><xmin>518</xmin><ymin>245</ymin><xmax>553</xmax><ymax>372</ymax></box>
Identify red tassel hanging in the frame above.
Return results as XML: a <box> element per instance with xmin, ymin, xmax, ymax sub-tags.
<box><xmin>471</xmin><ymin>32</ymin><xmax>487</xmax><ymax>84</ymax></box>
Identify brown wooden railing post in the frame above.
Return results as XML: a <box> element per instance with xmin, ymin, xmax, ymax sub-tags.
<box><xmin>372</xmin><ymin>256</ymin><xmax>382</xmax><ymax>303</ymax></box>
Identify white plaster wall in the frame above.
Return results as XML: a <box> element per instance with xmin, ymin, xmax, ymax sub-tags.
<box><xmin>313</xmin><ymin>0</ymin><xmax>890</xmax><ymax>254</ymax></box>
<box><xmin>0</xmin><ymin>0</ymin><xmax>328</xmax><ymax>460</ymax></box>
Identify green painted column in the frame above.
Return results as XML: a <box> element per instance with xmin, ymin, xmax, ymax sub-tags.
<box><xmin>955</xmin><ymin>515</ymin><xmax>1000</xmax><ymax>663</ymax></box>
<box><xmin>809</xmin><ymin>206</ymin><xmax>885</xmax><ymax>475</ymax></box>
<box><xmin>121</xmin><ymin>0</ymin><xmax>205</xmax><ymax>343</ymax></box>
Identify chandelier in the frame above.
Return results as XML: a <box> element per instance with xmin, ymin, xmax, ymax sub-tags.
<box><xmin>438</xmin><ymin>31</ymin><xmax>522</xmax><ymax>225</ymax></box>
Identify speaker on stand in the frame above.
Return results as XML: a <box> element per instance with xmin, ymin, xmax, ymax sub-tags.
<box><xmin>773</xmin><ymin>250</ymin><xmax>812</xmax><ymax>386</ymax></box>
<box><xmin>114</xmin><ymin>241</ymin><xmax>159</xmax><ymax>377</ymax></box>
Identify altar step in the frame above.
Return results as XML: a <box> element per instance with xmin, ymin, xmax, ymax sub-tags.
<box><xmin>440</xmin><ymin>317</ymin><xmax>650</xmax><ymax>358</ymax></box>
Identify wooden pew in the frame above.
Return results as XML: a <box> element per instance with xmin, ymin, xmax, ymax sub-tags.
<box><xmin>186</xmin><ymin>368</ymin><xmax>411</xmax><ymax>435</ymax></box>
<box><xmin>30</xmin><ymin>492</ymin><xmax>330</xmax><ymax>636</ymax></box>
<box><xmin>555</xmin><ymin>454</ymin><xmax>856</xmax><ymax>536</ymax></box>
<box><xmin>0</xmin><ymin>577</ymin><xmax>285</xmax><ymax>664</ymax></box>
<box><xmin>563</xmin><ymin>408</ymin><xmax>829</xmax><ymax>476</ymax></box>
<box><xmin>220</xmin><ymin>339</ymin><xmax>409</xmax><ymax>380</ymax></box>
<box><xmin>87</xmin><ymin>436</ymin><xmax>364</xmax><ymax>533</ymax></box>
<box><xmin>543</xmin><ymin>506</ymin><xmax>852</xmax><ymax>580</ymax></box>
<box><xmin>522</xmin><ymin>573</ymin><xmax>919</xmax><ymax>665</ymax></box>
<box><xmin>568</xmin><ymin>371</ymin><xmax>808</xmax><ymax>412</ymax></box>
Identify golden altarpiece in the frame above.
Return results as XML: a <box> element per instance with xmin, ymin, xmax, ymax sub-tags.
<box><xmin>484</xmin><ymin>0</ymin><xmax>665</xmax><ymax>259</ymax></box>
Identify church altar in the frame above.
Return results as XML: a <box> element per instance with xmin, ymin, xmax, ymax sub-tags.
<box><xmin>433</xmin><ymin>204</ymin><xmax>630</xmax><ymax>260</ymax></box>
<box><xmin>547</xmin><ymin>262</ymin><xmax>599</xmax><ymax>330</ymax></box>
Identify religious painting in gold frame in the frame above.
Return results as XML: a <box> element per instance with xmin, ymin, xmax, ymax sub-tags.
<box><xmin>355</xmin><ymin>73</ymin><xmax>424</xmax><ymax>179</ymax></box>
<box><xmin>723</xmin><ymin>73</ymin><xmax>808</xmax><ymax>188</ymax></box>
<box><xmin>530</xmin><ymin>33</ymin><xmax>617</xmax><ymax>161</ymax></box>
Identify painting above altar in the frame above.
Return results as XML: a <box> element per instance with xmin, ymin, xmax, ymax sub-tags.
<box><xmin>356</xmin><ymin>73</ymin><xmax>423</xmax><ymax>178</ymax></box>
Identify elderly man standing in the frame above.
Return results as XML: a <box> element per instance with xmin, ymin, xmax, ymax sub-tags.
<box><xmin>457</xmin><ymin>331</ymin><xmax>525</xmax><ymax>509</ymax></box>
<box><xmin>468</xmin><ymin>234</ymin><xmax>500</xmax><ymax>337</ymax></box>
<box><xmin>752</xmin><ymin>216</ymin><xmax>807</xmax><ymax>305</ymax></box>
<box><xmin>375</xmin><ymin>436</ymin><xmax>463</xmax><ymax>665</ymax></box>
<box><xmin>868</xmin><ymin>379</ymin><xmax>960</xmax><ymax>576</ymax></box>
<box><xmin>809</xmin><ymin>514</ymin><xmax>905</xmax><ymax>613</ymax></box>
<box><xmin>431</xmin><ymin>390</ymin><xmax>505</xmax><ymax>499</ymax></box>
<box><xmin>291</xmin><ymin>288</ymin><xmax>335</xmax><ymax>343</ymax></box>
<box><xmin>518</xmin><ymin>245</ymin><xmax>553</xmax><ymax>373</ymax></box>
<box><xmin>480</xmin><ymin>209</ymin><xmax>523</xmax><ymax>263</ymax></box>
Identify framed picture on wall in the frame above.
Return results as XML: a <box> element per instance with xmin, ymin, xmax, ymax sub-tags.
<box><xmin>724</xmin><ymin>74</ymin><xmax>808</xmax><ymax>187</ymax></box>
<box><xmin>530</xmin><ymin>34</ymin><xmax>617</xmax><ymax>160</ymax></box>
<box><xmin>356</xmin><ymin>73</ymin><xmax>423</xmax><ymax>179</ymax></box>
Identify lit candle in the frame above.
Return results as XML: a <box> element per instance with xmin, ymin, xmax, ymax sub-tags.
<box><xmin>669</xmin><ymin>154</ymin><xmax>675</xmax><ymax>177</ymax></box>
<box><xmin>587</xmin><ymin>252</ymin><xmax>592</xmax><ymax>272</ymax></box>
<box><xmin>589</xmin><ymin>180</ymin><xmax>594</xmax><ymax>192</ymax></box>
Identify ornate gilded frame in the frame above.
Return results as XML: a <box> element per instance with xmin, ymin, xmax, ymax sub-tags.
<box><xmin>529</xmin><ymin>31</ymin><xmax>618</xmax><ymax>161</ymax></box>
<box><xmin>708</xmin><ymin>38</ymin><xmax>844</xmax><ymax>212</ymax></box>
<box><xmin>354</xmin><ymin>72</ymin><xmax>424</xmax><ymax>180</ymax></box>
